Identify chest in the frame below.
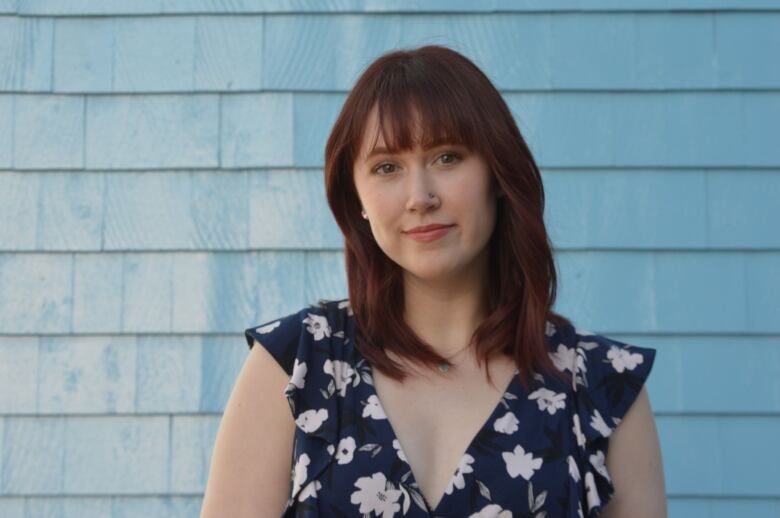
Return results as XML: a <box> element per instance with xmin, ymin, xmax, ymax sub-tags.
<box><xmin>370</xmin><ymin>356</ymin><xmax>518</xmax><ymax>510</ymax></box>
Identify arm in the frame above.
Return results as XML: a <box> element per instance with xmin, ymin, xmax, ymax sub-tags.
<box><xmin>600</xmin><ymin>386</ymin><xmax>668</xmax><ymax>518</ymax></box>
<box><xmin>200</xmin><ymin>340</ymin><xmax>296</xmax><ymax>518</ymax></box>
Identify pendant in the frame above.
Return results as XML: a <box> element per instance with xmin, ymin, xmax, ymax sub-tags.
<box><xmin>437</xmin><ymin>361</ymin><xmax>450</xmax><ymax>373</ymax></box>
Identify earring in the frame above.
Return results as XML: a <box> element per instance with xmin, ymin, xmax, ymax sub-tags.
<box><xmin>361</xmin><ymin>209</ymin><xmax>367</xmax><ymax>220</ymax></box>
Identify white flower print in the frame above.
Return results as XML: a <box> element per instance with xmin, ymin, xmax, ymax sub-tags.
<box><xmin>548</xmin><ymin>344</ymin><xmax>578</xmax><ymax>373</ymax></box>
<box><xmin>545</xmin><ymin>320</ymin><xmax>556</xmax><ymax>337</ymax></box>
<box><xmin>291</xmin><ymin>452</ymin><xmax>311</xmax><ymax>498</ymax></box>
<box><xmin>584</xmin><ymin>470</ymin><xmax>601</xmax><ymax>512</ymax></box>
<box><xmin>502</xmin><ymin>444</ymin><xmax>543</xmax><ymax>481</ymax></box>
<box><xmin>392</xmin><ymin>439</ymin><xmax>408</xmax><ymax>463</ymax></box>
<box><xmin>469</xmin><ymin>503</ymin><xmax>513</xmax><ymax>518</ymax></box>
<box><xmin>295</xmin><ymin>408</ymin><xmax>329</xmax><ymax>434</ymax></box>
<box><xmin>528</xmin><ymin>387</ymin><xmax>567</xmax><ymax>415</ymax></box>
<box><xmin>575</xmin><ymin>327</ymin><xmax>595</xmax><ymax>336</ymax></box>
<box><xmin>589</xmin><ymin>449</ymin><xmax>611</xmax><ymax>481</ymax></box>
<box><xmin>297</xmin><ymin>479</ymin><xmax>322</xmax><ymax>501</ymax></box>
<box><xmin>338</xmin><ymin>298</ymin><xmax>354</xmax><ymax>316</ymax></box>
<box><xmin>444</xmin><ymin>453</ymin><xmax>475</xmax><ymax>495</ymax></box>
<box><xmin>573</xmin><ymin>346</ymin><xmax>590</xmax><ymax>389</ymax></box>
<box><xmin>303</xmin><ymin>313</ymin><xmax>331</xmax><ymax>340</ymax></box>
<box><xmin>362</xmin><ymin>394</ymin><xmax>387</xmax><ymax>420</ymax></box>
<box><xmin>334</xmin><ymin>436</ymin><xmax>357</xmax><ymax>465</ymax></box>
<box><xmin>256</xmin><ymin>320</ymin><xmax>280</xmax><ymax>334</ymax></box>
<box><xmin>350</xmin><ymin>472</ymin><xmax>403</xmax><ymax>517</ymax></box>
<box><xmin>572</xmin><ymin>413</ymin><xmax>586</xmax><ymax>449</ymax></box>
<box><xmin>607</xmin><ymin>345</ymin><xmax>644</xmax><ymax>373</ymax></box>
<box><xmin>289</xmin><ymin>358</ymin><xmax>307</xmax><ymax>390</ymax></box>
<box><xmin>323</xmin><ymin>358</ymin><xmax>356</xmax><ymax>397</ymax></box>
<box><xmin>567</xmin><ymin>454</ymin><xmax>581</xmax><ymax>482</ymax></box>
<box><xmin>590</xmin><ymin>408</ymin><xmax>612</xmax><ymax>438</ymax></box>
<box><xmin>494</xmin><ymin>411</ymin><xmax>519</xmax><ymax>434</ymax></box>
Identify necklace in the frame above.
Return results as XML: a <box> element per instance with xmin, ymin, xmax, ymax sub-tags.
<box><xmin>437</xmin><ymin>342</ymin><xmax>474</xmax><ymax>373</ymax></box>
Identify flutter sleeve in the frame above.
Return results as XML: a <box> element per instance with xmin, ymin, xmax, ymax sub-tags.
<box><xmin>571</xmin><ymin>329</ymin><xmax>657</xmax><ymax>517</ymax></box>
<box><xmin>245</xmin><ymin>309</ymin><xmax>302</xmax><ymax>377</ymax></box>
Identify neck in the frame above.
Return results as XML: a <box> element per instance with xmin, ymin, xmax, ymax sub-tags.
<box><xmin>401</xmin><ymin>252</ymin><xmax>490</xmax><ymax>358</ymax></box>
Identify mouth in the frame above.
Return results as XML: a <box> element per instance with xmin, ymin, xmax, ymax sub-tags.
<box><xmin>404</xmin><ymin>224</ymin><xmax>456</xmax><ymax>243</ymax></box>
<box><xmin>404</xmin><ymin>224</ymin><xmax>456</xmax><ymax>234</ymax></box>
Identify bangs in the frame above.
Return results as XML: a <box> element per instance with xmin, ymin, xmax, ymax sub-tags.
<box><xmin>352</xmin><ymin>67</ymin><xmax>485</xmax><ymax>164</ymax></box>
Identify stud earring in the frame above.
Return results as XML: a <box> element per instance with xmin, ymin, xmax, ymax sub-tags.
<box><xmin>361</xmin><ymin>209</ymin><xmax>367</xmax><ymax>220</ymax></box>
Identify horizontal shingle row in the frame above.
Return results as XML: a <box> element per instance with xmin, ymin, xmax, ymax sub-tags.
<box><xmin>0</xmin><ymin>250</ymin><xmax>776</xmax><ymax>334</ymax></box>
<box><xmin>0</xmin><ymin>495</ymin><xmax>202</xmax><ymax>518</ymax></box>
<box><xmin>1</xmin><ymin>334</ymin><xmax>778</xmax><ymax>415</ymax></box>
<box><xmin>0</xmin><ymin>415</ymin><xmax>216</xmax><ymax>494</ymax></box>
<box><xmin>2</xmin><ymin>14</ymin><xmax>780</xmax><ymax>93</ymax></box>
<box><xmin>0</xmin><ymin>414</ymin><xmax>778</xmax><ymax>497</ymax></box>
<box><xmin>2</xmin><ymin>169</ymin><xmax>779</xmax><ymax>251</ymax></box>
<box><xmin>1</xmin><ymin>92</ymin><xmax>779</xmax><ymax>170</ymax></box>
<box><xmin>5</xmin><ymin>0</ymin><xmax>780</xmax><ymax>16</ymax></box>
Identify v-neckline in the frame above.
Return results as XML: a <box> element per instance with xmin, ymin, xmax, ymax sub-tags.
<box><xmin>362</xmin><ymin>356</ymin><xmax>520</xmax><ymax>515</ymax></box>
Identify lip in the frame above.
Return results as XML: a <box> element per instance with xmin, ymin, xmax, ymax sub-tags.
<box><xmin>404</xmin><ymin>224</ymin><xmax>455</xmax><ymax>243</ymax></box>
<box><xmin>405</xmin><ymin>223</ymin><xmax>455</xmax><ymax>234</ymax></box>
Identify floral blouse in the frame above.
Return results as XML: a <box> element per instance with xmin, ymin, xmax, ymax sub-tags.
<box><xmin>244</xmin><ymin>298</ymin><xmax>656</xmax><ymax>518</ymax></box>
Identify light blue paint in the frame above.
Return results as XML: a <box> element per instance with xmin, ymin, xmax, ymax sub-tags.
<box><xmin>136</xmin><ymin>336</ymin><xmax>200</xmax><ymax>413</ymax></box>
<box><xmin>53</xmin><ymin>18</ymin><xmax>114</xmax><ymax>92</ymax></box>
<box><xmin>112</xmin><ymin>17</ymin><xmax>196</xmax><ymax>92</ymax></box>
<box><xmin>0</xmin><ymin>96</ymin><xmax>12</xmax><ymax>168</ymax></box>
<box><xmin>0</xmin><ymin>17</ymin><xmax>53</xmax><ymax>91</ymax></box>
<box><xmin>36</xmin><ymin>172</ymin><xmax>104</xmax><ymax>250</ymax></box>
<box><xmin>0</xmin><ymin>4</ymin><xmax>777</xmax><ymax>515</ymax></box>
<box><xmin>85</xmin><ymin>95</ymin><xmax>219</xmax><ymax>169</ymax></box>
<box><xmin>194</xmin><ymin>16</ymin><xmax>264</xmax><ymax>91</ymax></box>
<box><xmin>200</xmin><ymin>336</ymin><xmax>246</xmax><ymax>413</ymax></box>
<box><xmin>13</xmin><ymin>95</ymin><xmax>84</xmax><ymax>169</ymax></box>
<box><xmin>220</xmin><ymin>93</ymin><xmax>294</xmax><ymax>167</ymax></box>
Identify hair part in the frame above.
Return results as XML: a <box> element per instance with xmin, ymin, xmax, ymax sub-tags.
<box><xmin>324</xmin><ymin>44</ymin><xmax>573</xmax><ymax>392</ymax></box>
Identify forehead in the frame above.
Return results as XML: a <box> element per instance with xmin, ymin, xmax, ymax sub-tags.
<box><xmin>356</xmin><ymin>103</ymin><xmax>439</xmax><ymax>160</ymax></box>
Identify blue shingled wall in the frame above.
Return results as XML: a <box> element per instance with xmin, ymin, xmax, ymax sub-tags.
<box><xmin>0</xmin><ymin>1</ymin><xmax>778</xmax><ymax>516</ymax></box>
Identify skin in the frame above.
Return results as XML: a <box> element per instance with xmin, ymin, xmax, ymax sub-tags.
<box><xmin>352</xmin><ymin>104</ymin><xmax>500</xmax><ymax>364</ymax></box>
<box><xmin>601</xmin><ymin>386</ymin><xmax>669</xmax><ymax>517</ymax></box>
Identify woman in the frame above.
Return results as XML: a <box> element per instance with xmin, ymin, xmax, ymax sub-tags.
<box><xmin>202</xmin><ymin>45</ymin><xmax>666</xmax><ymax>517</ymax></box>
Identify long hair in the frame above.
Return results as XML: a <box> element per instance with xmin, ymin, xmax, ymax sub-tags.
<box><xmin>323</xmin><ymin>45</ymin><xmax>573</xmax><ymax>392</ymax></box>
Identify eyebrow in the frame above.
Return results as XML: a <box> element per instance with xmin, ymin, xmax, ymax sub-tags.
<box><xmin>363</xmin><ymin>142</ymin><xmax>456</xmax><ymax>162</ymax></box>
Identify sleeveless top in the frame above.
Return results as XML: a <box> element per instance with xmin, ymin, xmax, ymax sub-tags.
<box><xmin>244</xmin><ymin>298</ymin><xmax>657</xmax><ymax>518</ymax></box>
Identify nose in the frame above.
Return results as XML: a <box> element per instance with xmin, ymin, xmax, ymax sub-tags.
<box><xmin>404</xmin><ymin>164</ymin><xmax>439</xmax><ymax>212</ymax></box>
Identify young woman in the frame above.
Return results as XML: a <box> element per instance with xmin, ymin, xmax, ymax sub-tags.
<box><xmin>202</xmin><ymin>45</ymin><xmax>666</xmax><ymax>518</ymax></box>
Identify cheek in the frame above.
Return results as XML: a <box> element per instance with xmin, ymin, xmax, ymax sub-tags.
<box><xmin>363</xmin><ymin>192</ymin><xmax>400</xmax><ymax>242</ymax></box>
<box><xmin>451</xmin><ymin>183</ymin><xmax>495</xmax><ymax>227</ymax></box>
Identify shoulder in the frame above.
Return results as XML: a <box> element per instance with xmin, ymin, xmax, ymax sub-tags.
<box><xmin>547</xmin><ymin>321</ymin><xmax>657</xmax><ymax>433</ymax></box>
<box><xmin>243</xmin><ymin>298</ymin><xmax>352</xmax><ymax>376</ymax></box>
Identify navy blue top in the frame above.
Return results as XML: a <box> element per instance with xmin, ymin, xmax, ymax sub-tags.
<box><xmin>245</xmin><ymin>298</ymin><xmax>656</xmax><ymax>518</ymax></box>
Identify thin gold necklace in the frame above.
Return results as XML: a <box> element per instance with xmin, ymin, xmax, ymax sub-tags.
<box><xmin>437</xmin><ymin>342</ymin><xmax>474</xmax><ymax>373</ymax></box>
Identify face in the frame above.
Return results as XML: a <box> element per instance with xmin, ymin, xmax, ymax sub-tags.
<box><xmin>352</xmin><ymin>105</ymin><xmax>499</xmax><ymax>284</ymax></box>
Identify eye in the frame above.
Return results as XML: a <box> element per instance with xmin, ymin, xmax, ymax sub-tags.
<box><xmin>437</xmin><ymin>151</ymin><xmax>463</xmax><ymax>165</ymax></box>
<box><xmin>371</xmin><ymin>161</ymin><xmax>397</xmax><ymax>175</ymax></box>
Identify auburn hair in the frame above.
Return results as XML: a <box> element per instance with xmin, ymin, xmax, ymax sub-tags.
<box><xmin>323</xmin><ymin>44</ymin><xmax>573</xmax><ymax>392</ymax></box>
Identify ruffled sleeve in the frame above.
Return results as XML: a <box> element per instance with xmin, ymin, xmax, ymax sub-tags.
<box><xmin>245</xmin><ymin>309</ymin><xmax>301</xmax><ymax>376</ymax></box>
<box><xmin>570</xmin><ymin>328</ymin><xmax>657</xmax><ymax>517</ymax></box>
<box><xmin>244</xmin><ymin>304</ymin><xmax>339</xmax><ymax>506</ymax></box>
